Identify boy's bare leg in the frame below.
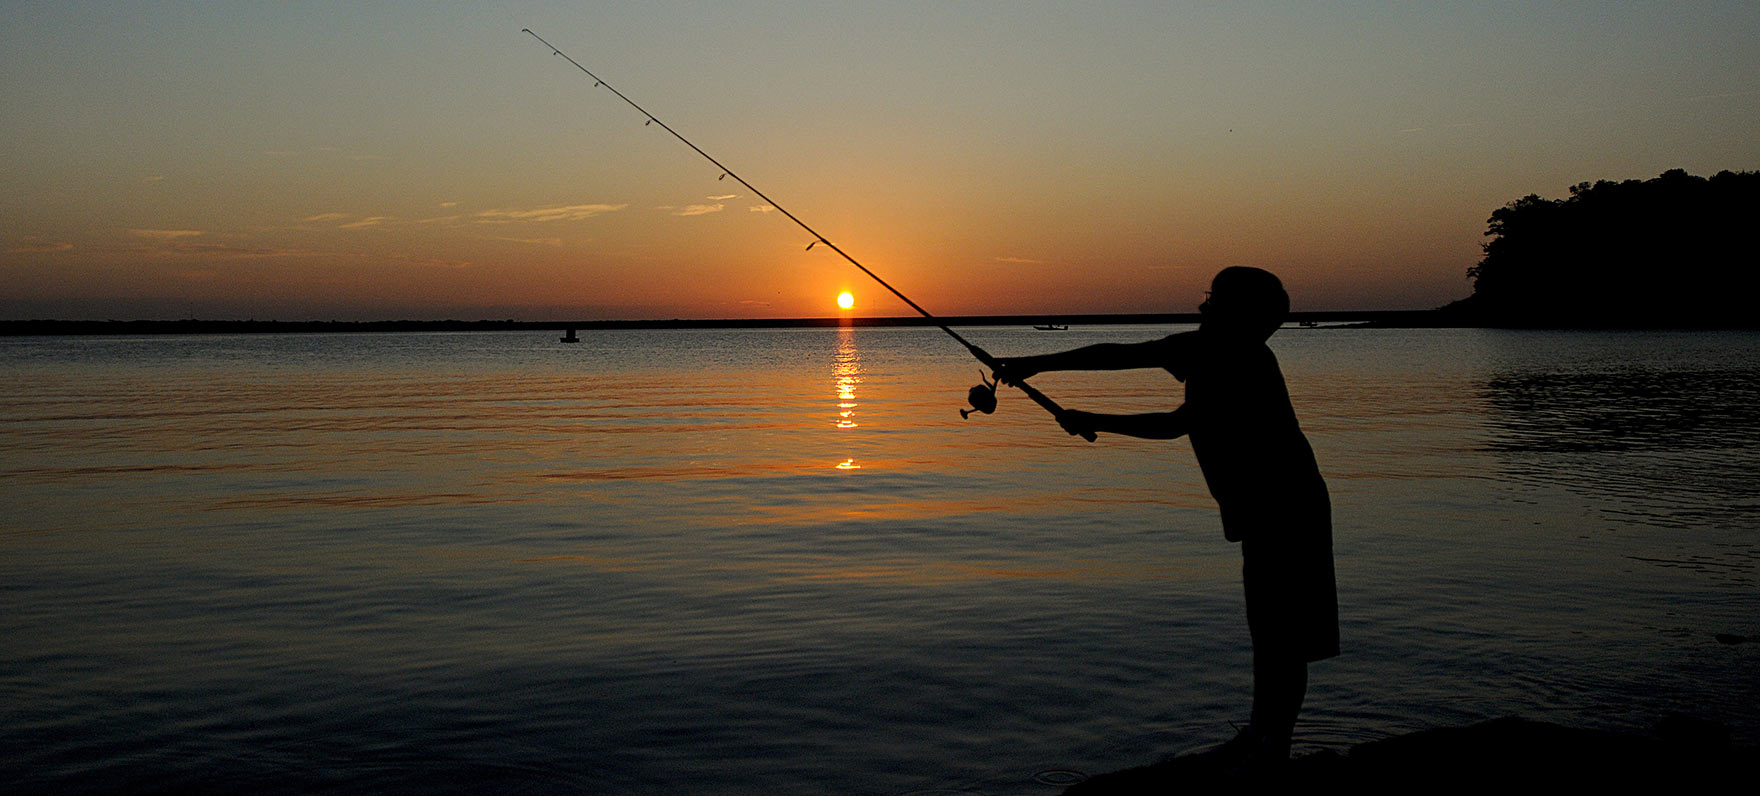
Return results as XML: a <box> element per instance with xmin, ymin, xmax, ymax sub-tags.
<box><xmin>1249</xmin><ymin>653</ymin><xmax>1307</xmax><ymax>760</ymax></box>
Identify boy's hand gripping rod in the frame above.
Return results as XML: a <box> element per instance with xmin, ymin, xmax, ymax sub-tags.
<box><xmin>523</xmin><ymin>29</ymin><xmax>1094</xmax><ymax>442</ymax></box>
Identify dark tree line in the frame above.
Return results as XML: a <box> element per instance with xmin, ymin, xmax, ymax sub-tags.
<box><xmin>1450</xmin><ymin>169</ymin><xmax>1759</xmax><ymax>327</ymax></box>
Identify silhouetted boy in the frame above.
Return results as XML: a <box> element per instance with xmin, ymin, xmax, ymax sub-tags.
<box><xmin>995</xmin><ymin>266</ymin><xmax>1337</xmax><ymax>768</ymax></box>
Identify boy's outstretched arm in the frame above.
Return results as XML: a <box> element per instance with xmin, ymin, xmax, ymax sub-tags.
<box><xmin>993</xmin><ymin>336</ymin><xmax>1179</xmax><ymax>384</ymax></box>
<box><xmin>1058</xmin><ymin>407</ymin><xmax>1189</xmax><ymax>440</ymax></box>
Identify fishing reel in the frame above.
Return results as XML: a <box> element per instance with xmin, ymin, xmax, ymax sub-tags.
<box><xmin>960</xmin><ymin>371</ymin><xmax>999</xmax><ymax>419</ymax></box>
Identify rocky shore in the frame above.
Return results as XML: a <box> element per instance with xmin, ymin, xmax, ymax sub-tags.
<box><xmin>1067</xmin><ymin>716</ymin><xmax>1752</xmax><ymax>793</ymax></box>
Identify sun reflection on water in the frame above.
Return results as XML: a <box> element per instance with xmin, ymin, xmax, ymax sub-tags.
<box><xmin>833</xmin><ymin>328</ymin><xmax>862</xmax><ymax>468</ymax></box>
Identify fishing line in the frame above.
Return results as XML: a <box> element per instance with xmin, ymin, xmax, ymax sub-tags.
<box><xmin>521</xmin><ymin>28</ymin><xmax>1091</xmax><ymax>440</ymax></box>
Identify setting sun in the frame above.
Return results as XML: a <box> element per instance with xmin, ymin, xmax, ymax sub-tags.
<box><xmin>837</xmin><ymin>292</ymin><xmax>854</xmax><ymax>310</ymax></box>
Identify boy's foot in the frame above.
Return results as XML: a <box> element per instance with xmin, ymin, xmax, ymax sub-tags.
<box><xmin>1175</xmin><ymin>725</ymin><xmax>1290</xmax><ymax>774</ymax></box>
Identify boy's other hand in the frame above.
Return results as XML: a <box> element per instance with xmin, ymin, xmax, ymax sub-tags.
<box><xmin>1057</xmin><ymin>409</ymin><xmax>1098</xmax><ymax>439</ymax></box>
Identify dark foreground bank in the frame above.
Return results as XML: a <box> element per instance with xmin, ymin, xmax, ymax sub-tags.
<box><xmin>1067</xmin><ymin>716</ymin><xmax>1753</xmax><ymax>793</ymax></box>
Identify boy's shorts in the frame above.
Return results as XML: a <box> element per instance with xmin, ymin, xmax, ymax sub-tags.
<box><xmin>1241</xmin><ymin>517</ymin><xmax>1339</xmax><ymax>662</ymax></box>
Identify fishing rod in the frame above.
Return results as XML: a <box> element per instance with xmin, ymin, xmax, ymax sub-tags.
<box><xmin>521</xmin><ymin>28</ymin><xmax>1093</xmax><ymax>441</ymax></box>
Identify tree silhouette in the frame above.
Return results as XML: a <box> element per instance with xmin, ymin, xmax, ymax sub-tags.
<box><xmin>1455</xmin><ymin>169</ymin><xmax>1759</xmax><ymax>327</ymax></box>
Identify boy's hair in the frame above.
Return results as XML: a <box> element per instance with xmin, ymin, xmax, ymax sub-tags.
<box><xmin>1209</xmin><ymin>266</ymin><xmax>1290</xmax><ymax>338</ymax></box>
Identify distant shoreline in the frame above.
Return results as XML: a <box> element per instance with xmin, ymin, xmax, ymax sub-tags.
<box><xmin>1</xmin><ymin>311</ymin><xmax>1454</xmax><ymax>337</ymax></box>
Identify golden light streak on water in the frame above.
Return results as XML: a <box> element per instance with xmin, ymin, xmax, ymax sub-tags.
<box><xmin>833</xmin><ymin>327</ymin><xmax>862</xmax><ymax>442</ymax></box>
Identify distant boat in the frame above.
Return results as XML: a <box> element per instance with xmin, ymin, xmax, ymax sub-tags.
<box><xmin>1033</xmin><ymin>324</ymin><xmax>1069</xmax><ymax>331</ymax></box>
<box><xmin>560</xmin><ymin>327</ymin><xmax>580</xmax><ymax>343</ymax></box>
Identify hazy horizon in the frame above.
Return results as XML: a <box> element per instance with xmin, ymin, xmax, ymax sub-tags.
<box><xmin>5</xmin><ymin>1</ymin><xmax>1758</xmax><ymax>321</ymax></box>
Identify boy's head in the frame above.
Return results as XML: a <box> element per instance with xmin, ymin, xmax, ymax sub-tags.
<box><xmin>1200</xmin><ymin>266</ymin><xmax>1289</xmax><ymax>341</ymax></box>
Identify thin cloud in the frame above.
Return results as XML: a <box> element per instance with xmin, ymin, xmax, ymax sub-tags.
<box><xmin>129</xmin><ymin>228</ymin><xmax>205</xmax><ymax>240</ymax></box>
<box><xmin>673</xmin><ymin>203</ymin><xmax>725</xmax><ymax>216</ymax></box>
<box><xmin>129</xmin><ymin>240</ymin><xmax>315</xmax><ymax>259</ymax></box>
<box><xmin>302</xmin><ymin>212</ymin><xmax>349</xmax><ymax>223</ymax></box>
<box><xmin>7</xmin><ymin>238</ymin><xmax>74</xmax><ymax>253</ymax></box>
<box><xmin>264</xmin><ymin>146</ymin><xmax>345</xmax><ymax>159</ymax></box>
<box><xmin>474</xmin><ymin>203</ymin><xmax>627</xmax><ymax>223</ymax></box>
<box><xmin>382</xmin><ymin>253</ymin><xmax>471</xmax><ymax>269</ymax></box>
<box><xmin>339</xmin><ymin>216</ymin><xmax>391</xmax><ymax>229</ymax></box>
<box><xmin>1398</xmin><ymin>122</ymin><xmax>1475</xmax><ymax>134</ymax></box>
<box><xmin>1684</xmin><ymin>89</ymin><xmax>1754</xmax><ymax>102</ymax></box>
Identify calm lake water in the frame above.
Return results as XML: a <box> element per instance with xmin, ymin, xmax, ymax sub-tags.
<box><xmin>3</xmin><ymin>326</ymin><xmax>1756</xmax><ymax>794</ymax></box>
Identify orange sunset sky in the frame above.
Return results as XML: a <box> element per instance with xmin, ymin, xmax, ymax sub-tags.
<box><xmin>4</xmin><ymin>1</ymin><xmax>1758</xmax><ymax>321</ymax></box>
